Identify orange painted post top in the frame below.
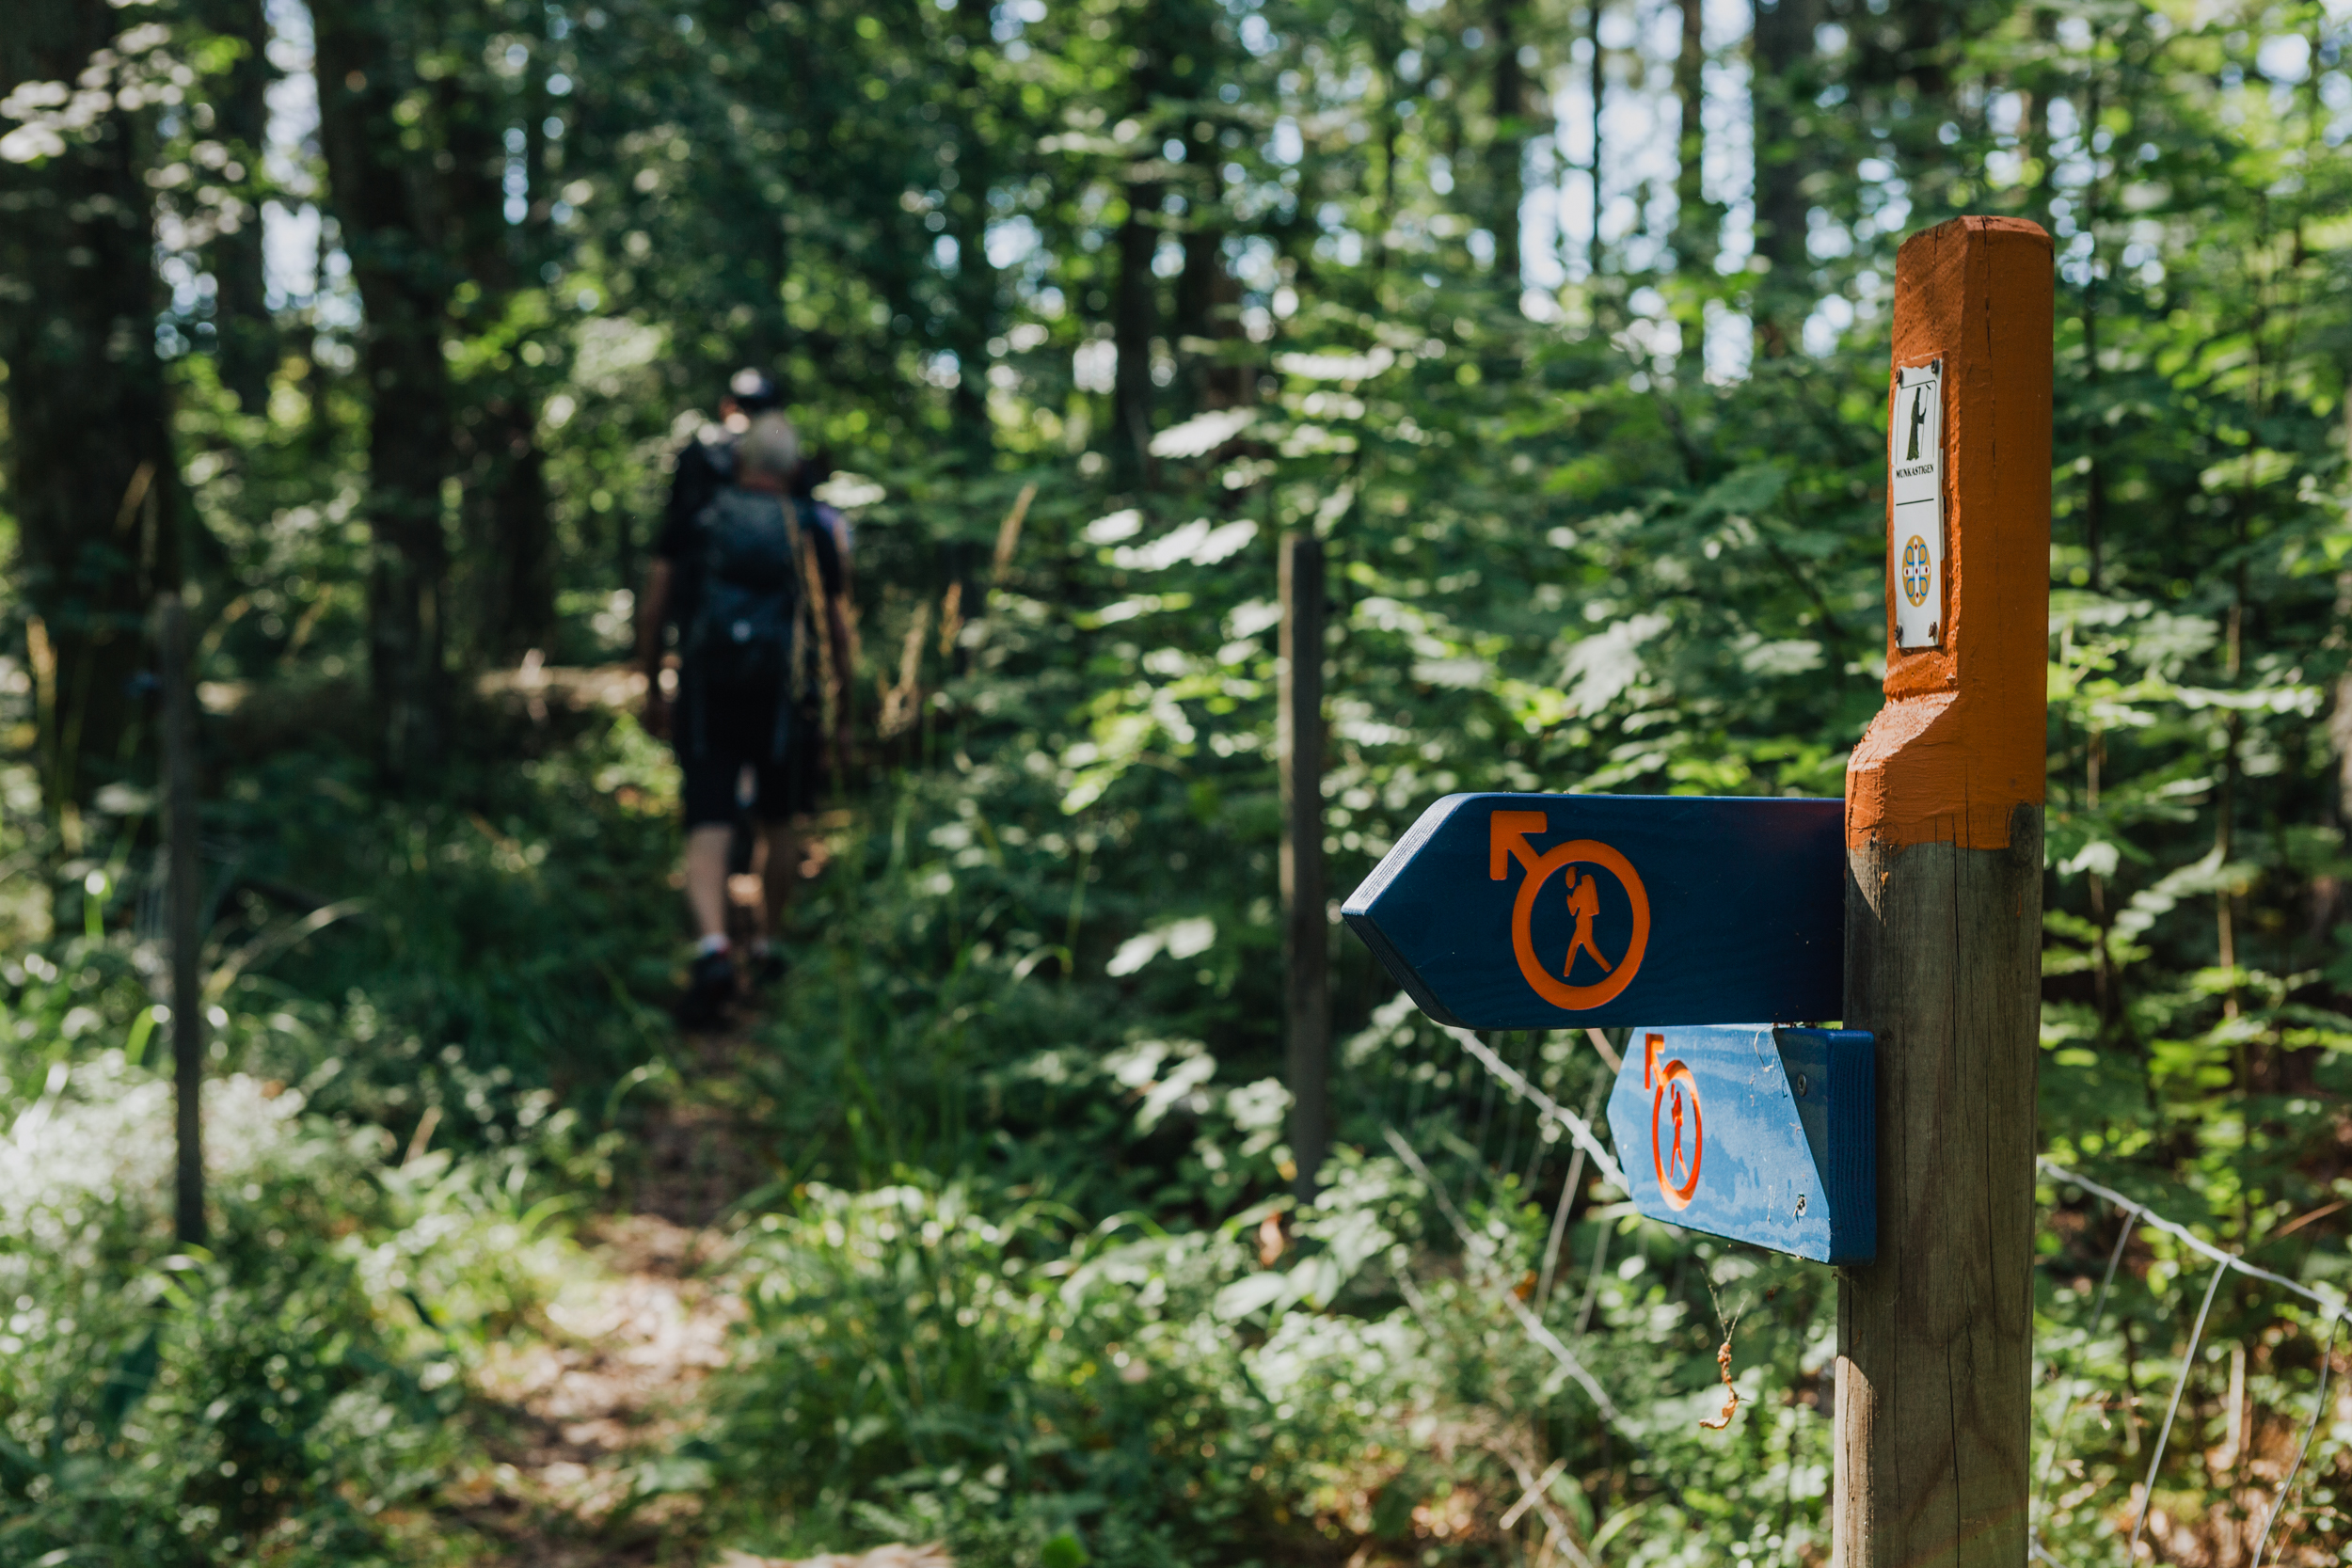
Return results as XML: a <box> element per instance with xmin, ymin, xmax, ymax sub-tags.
<box><xmin>1846</xmin><ymin>216</ymin><xmax>2053</xmax><ymax>851</ymax></box>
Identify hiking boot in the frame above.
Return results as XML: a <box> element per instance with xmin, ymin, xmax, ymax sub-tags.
<box><xmin>749</xmin><ymin>945</ymin><xmax>791</xmax><ymax>990</ymax></box>
<box><xmin>676</xmin><ymin>949</ymin><xmax>737</xmax><ymax>1029</ymax></box>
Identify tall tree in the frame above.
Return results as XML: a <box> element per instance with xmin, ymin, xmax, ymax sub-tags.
<box><xmin>1173</xmin><ymin>144</ymin><xmax>1247</xmax><ymax>410</ymax></box>
<box><xmin>937</xmin><ymin>0</ymin><xmax>1005</xmax><ymax>472</ymax></box>
<box><xmin>1486</xmin><ymin>0</ymin><xmax>1532</xmax><ymax>291</ymax></box>
<box><xmin>1586</xmin><ymin>0</ymin><xmax>1605</xmax><ymax>284</ymax></box>
<box><xmin>1672</xmin><ymin>0</ymin><xmax>1712</xmax><ymax>372</ymax></box>
<box><xmin>1109</xmin><ymin>0</ymin><xmax>1237</xmax><ymax>472</ymax></box>
<box><xmin>1749</xmin><ymin>0</ymin><xmax>1812</xmax><ymax>351</ymax></box>
<box><xmin>0</xmin><ymin>0</ymin><xmax>183</xmax><ymax>814</ymax></box>
<box><xmin>1851</xmin><ymin>0</ymin><xmax>1958</xmax><ymax>203</ymax></box>
<box><xmin>313</xmin><ymin>0</ymin><xmax>454</xmax><ymax>779</ymax></box>
<box><xmin>1110</xmin><ymin>59</ymin><xmax>1166</xmax><ymax>486</ymax></box>
<box><xmin>198</xmin><ymin>0</ymin><xmax>275</xmax><ymax>412</ymax></box>
<box><xmin>1166</xmin><ymin>0</ymin><xmax>1244</xmax><ymax>412</ymax></box>
<box><xmin>441</xmin><ymin>0</ymin><xmax>556</xmax><ymax>664</ymax></box>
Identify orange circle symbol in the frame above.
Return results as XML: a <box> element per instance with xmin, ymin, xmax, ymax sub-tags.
<box><xmin>1650</xmin><ymin>1060</ymin><xmax>1703</xmax><ymax>1211</ymax></box>
<box><xmin>1508</xmin><ymin>840</ymin><xmax>1650</xmax><ymax>1011</ymax></box>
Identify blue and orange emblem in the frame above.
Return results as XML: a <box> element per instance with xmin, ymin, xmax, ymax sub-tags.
<box><xmin>1900</xmin><ymin>533</ymin><xmax>1932</xmax><ymax>608</ymax></box>
<box><xmin>1489</xmin><ymin>813</ymin><xmax>1649</xmax><ymax>1010</ymax></box>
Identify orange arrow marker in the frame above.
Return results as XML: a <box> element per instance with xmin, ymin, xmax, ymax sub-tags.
<box><xmin>1489</xmin><ymin>810</ymin><xmax>1549</xmax><ymax>880</ymax></box>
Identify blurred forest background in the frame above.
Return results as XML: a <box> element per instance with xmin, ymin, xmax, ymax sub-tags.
<box><xmin>4</xmin><ymin>0</ymin><xmax>2352</xmax><ymax>1561</ymax></box>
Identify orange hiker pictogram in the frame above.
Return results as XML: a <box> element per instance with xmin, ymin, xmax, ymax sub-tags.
<box><xmin>1644</xmin><ymin>1032</ymin><xmax>1703</xmax><ymax>1211</ymax></box>
<box><xmin>1561</xmin><ymin>873</ymin><xmax>1612</xmax><ymax>980</ymax></box>
<box><xmin>1488</xmin><ymin>811</ymin><xmax>1649</xmax><ymax>1011</ymax></box>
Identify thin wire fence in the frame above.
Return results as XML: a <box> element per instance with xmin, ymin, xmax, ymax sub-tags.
<box><xmin>1381</xmin><ymin>1022</ymin><xmax>2350</xmax><ymax>1564</ymax></box>
<box><xmin>2034</xmin><ymin>1156</ymin><xmax>2346</xmax><ymax>1568</ymax></box>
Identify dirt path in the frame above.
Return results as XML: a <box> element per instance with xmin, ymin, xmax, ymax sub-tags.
<box><xmin>448</xmin><ymin>1212</ymin><xmax>740</xmax><ymax>1564</ymax></box>
<box><xmin>443</xmin><ymin>1016</ymin><xmax>775</xmax><ymax>1565</ymax></box>
<box><xmin>435</xmin><ymin>935</ymin><xmax>911</xmax><ymax>1568</ymax></box>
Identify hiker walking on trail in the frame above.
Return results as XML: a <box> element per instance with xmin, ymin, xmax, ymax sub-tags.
<box><xmin>656</xmin><ymin>369</ymin><xmax>857</xmax><ymax>569</ymax></box>
<box><xmin>636</xmin><ymin>392</ymin><xmax>850</xmax><ymax>1027</ymax></box>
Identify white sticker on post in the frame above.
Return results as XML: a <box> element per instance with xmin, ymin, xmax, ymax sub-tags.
<box><xmin>1890</xmin><ymin>359</ymin><xmax>1944</xmax><ymax>650</ymax></box>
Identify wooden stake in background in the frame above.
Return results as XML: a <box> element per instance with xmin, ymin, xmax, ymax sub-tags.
<box><xmin>1279</xmin><ymin>532</ymin><xmax>1329</xmax><ymax>1200</ymax></box>
<box><xmin>156</xmin><ymin>592</ymin><xmax>207</xmax><ymax>1248</ymax></box>
<box><xmin>1836</xmin><ymin>217</ymin><xmax>2052</xmax><ymax>1568</ymax></box>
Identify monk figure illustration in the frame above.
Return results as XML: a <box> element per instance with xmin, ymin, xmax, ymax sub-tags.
<box><xmin>1561</xmin><ymin>872</ymin><xmax>1613</xmax><ymax>980</ymax></box>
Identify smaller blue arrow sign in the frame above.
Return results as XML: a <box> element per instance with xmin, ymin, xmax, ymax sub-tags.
<box><xmin>1342</xmin><ymin>793</ymin><xmax>1843</xmax><ymax>1029</ymax></box>
<box><xmin>1606</xmin><ymin>1025</ymin><xmax>1875</xmax><ymax>1264</ymax></box>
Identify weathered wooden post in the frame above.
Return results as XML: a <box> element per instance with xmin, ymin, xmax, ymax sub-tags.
<box><xmin>1835</xmin><ymin>216</ymin><xmax>2051</xmax><ymax>1568</ymax></box>
<box><xmin>157</xmin><ymin>592</ymin><xmax>207</xmax><ymax>1248</ymax></box>
<box><xmin>1279</xmin><ymin>532</ymin><xmax>1329</xmax><ymax>1197</ymax></box>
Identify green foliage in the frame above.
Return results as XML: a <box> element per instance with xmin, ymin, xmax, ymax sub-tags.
<box><xmin>703</xmin><ymin>1167</ymin><xmax>1407</xmax><ymax>1566</ymax></box>
<box><xmin>6</xmin><ymin>0</ymin><xmax>2352</xmax><ymax>1559</ymax></box>
<box><xmin>0</xmin><ymin>1047</ymin><xmax>564</xmax><ymax>1563</ymax></box>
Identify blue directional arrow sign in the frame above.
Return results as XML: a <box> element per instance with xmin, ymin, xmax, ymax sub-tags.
<box><xmin>1342</xmin><ymin>793</ymin><xmax>1843</xmax><ymax>1029</ymax></box>
<box><xmin>1606</xmin><ymin>1024</ymin><xmax>1876</xmax><ymax>1263</ymax></box>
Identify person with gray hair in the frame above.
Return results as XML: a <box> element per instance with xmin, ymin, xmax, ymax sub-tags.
<box><xmin>737</xmin><ymin>407</ymin><xmax>800</xmax><ymax>480</ymax></box>
<box><xmin>636</xmin><ymin>383</ymin><xmax>850</xmax><ymax>1026</ymax></box>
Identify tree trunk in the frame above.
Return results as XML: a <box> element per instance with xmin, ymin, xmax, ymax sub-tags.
<box><xmin>1673</xmin><ymin>0</ymin><xmax>1710</xmax><ymax>373</ymax></box>
<box><xmin>1174</xmin><ymin>155</ymin><xmax>1248</xmax><ymax>410</ymax></box>
<box><xmin>463</xmin><ymin>399</ymin><xmax>556</xmax><ymax>661</ymax></box>
<box><xmin>1750</xmin><ymin>0</ymin><xmax>1813</xmax><ymax>351</ymax></box>
<box><xmin>1112</xmin><ymin>184</ymin><xmax>1162</xmax><ymax>486</ymax></box>
<box><xmin>1488</xmin><ymin>0</ymin><xmax>1528</xmax><ymax>292</ymax></box>
<box><xmin>0</xmin><ymin>0</ymin><xmax>182</xmax><ymax>814</ymax></box>
<box><xmin>437</xmin><ymin>12</ymin><xmax>558</xmax><ymax>665</ymax></box>
<box><xmin>1170</xmin><ymin>16</ymin><xmax>1244</xmax><ymax>412</ymax></box>
<box><xmin>314</xmin><ymin>0</ymin><xmax>453</xmax><ymax>781</ymax></box>
<box><xmin>942</xmin><ymin>0</ymin><xmax>1000</xmax><ymax>474</ymax></box>
<box><xmin>1108</xmin><ymin>0</ymin><xmax>1178</xmax><ymax>487</ymax></box>
<box><xmin>1854</xmin><ymin>0</ymin><xmax>1953</xmax><ymax>190</ymax></box>
<box><xmin>200</xmin><ymin>0</ymin><xmax>275</xmax><ymax>413</ymax></box>
<box><xmin>1587</xmin><ymin>0</ymin><xmax>1605</xmax><ymax>283</ymax></box>
<box><xmin>522</xmin><ymin>26</ymin><xmax>555</xmax><ymax>253</ymax></box>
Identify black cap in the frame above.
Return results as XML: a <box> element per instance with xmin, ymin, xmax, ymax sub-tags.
<box><xmin>726</xmin><ymin>367</ymin><xmax>783</xmax><ymax>411</ymax></box>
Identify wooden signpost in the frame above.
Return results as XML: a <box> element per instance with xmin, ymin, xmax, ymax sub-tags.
<box><xmin>157</xmin><ymin>592</ymin><xmax>206</xmax><ymax>1248</ymax></box>
<box><xmin>1342</xmin><ymin>214</ymin><xmax>2051</xmax><ymax>1566</ymax></box>
<box><xmin>1836</xmin><ymin>217</ymin><xmax>2050</xmax><ymax>1568</ymax></box>
<box><xmin>1280</xmin><ymin>532</ymin><xmax>1330</xmax><ymax>1198</ymax></box>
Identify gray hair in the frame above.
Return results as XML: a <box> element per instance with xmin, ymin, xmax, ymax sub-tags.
<box><xmin>739</xmin><ymin>410</ymin><xmax>801</xmax><ymax>481</ymax></box>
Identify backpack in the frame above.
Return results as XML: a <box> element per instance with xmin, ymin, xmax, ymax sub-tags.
<box><xmin>683</xmin><ymin>486</ymin><xmax>810</xmax><ymax>691</ymax></box>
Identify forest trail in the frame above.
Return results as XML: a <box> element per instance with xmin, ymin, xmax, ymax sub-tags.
<box><xmin>447</xmin><ymin>1016</ymin><xmax>782</xmax><ymax>1564</ymax></box>
<box><xmin>458</xmin><ymin>1212</ymin><xmax>740</xmax><ymax>1564</ymax></box>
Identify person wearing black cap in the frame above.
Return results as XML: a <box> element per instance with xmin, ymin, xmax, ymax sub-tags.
<box><xmin>634</xmin><ymin>372</ymin><xmax>849</xmax><ymax>1026</ymax></box>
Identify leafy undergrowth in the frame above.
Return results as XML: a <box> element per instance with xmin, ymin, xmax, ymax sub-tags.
<box><xmin>0</xmin><ymin>1049</ymin><xmax>562</xmax><ymax>1565</ymax></box>
<box><xmin>4</xmin><ymin>690</ymin><xmax>2349</xmax><ymax>1566</ymax></box>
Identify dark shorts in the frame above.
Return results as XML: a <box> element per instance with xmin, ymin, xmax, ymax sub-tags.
<box><xmin>675</xmin><ymin>674</ymin><xmax>819</xmax><ymax>829</ymax></box>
